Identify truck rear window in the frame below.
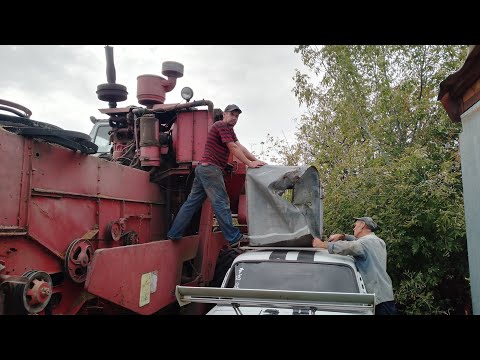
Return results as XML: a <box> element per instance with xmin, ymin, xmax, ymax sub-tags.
<box><xmin>226</xmin><ymin>261</ymin><xmax>359</xmax><ymax>293</ymax></box>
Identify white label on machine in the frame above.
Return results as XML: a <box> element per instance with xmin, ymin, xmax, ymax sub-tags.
<box><xmin>139</xmin><ymin>272</ymin><xmax>152</xmax><ymax>307</ymax></box>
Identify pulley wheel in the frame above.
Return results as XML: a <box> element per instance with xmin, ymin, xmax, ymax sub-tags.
<box><xmin>64</xmin><ymin>239</ymin><xmax>94</xmax><ymax>283</ymax></box>
<box><xmin>14</xmin><ymin>270</ymin><xmax>53</xmax><ymax>314</ymax></box>
<box><xmin>106</xmin><ymin>221</ymin><xmax>122</xmax><ymax>241</ymax></box>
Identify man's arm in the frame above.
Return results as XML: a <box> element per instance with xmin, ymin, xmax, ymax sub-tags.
<box><xmin>329</xmin><ymin>233</ymin><xmax>356</xmax><ymax>242</ymax></box>
<box><xmin>227</xmin><ymin>142</ymin><xmax>266</xmax><ymax>168</ymax></box>
<box><xmin>312</xmin><ymin>237</ymin><xmax>365</xmax><ymax>257</ymax></box>
<box><xmin>235</xmin><ymin>141</ymin><xmax>261</xmax><ymax>162</ymax></box>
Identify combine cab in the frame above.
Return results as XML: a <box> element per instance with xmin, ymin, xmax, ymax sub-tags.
<box><xmin>0</xmin><ymin>46</ymin><xmax>247</xmax><ymax>315</ymax></box>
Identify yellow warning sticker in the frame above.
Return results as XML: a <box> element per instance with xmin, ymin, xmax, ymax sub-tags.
<box><xmin>139</xmin><ymin>272</ymin><xmax>152</xmax><ymax>307</ymax></box>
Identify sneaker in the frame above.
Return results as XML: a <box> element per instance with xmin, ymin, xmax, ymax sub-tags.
<box><xmin>229</xmin><ymin>234</ymin><xmax>249</xmax><ymax>248</ymax></box>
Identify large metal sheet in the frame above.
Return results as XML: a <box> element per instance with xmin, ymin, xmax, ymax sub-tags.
<box><xmin>246</xmin><ymin>165</ymin><xmax>323</xmax><ymax>246</ymax></box>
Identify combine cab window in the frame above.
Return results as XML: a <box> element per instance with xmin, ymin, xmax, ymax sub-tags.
<box><xmin>92</xmin><ymin>124</ymin><xmax>111</xmax><ymax>153</ymax></box>
<box><xmin>227</xmin><ymin>261</ymin><xmax>359</xmax><ymax>293</ymax></box>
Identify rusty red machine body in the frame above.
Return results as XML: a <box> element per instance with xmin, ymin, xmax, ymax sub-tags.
<box><xmin>0</xmin><ymin>46</ymin><xmax>247</xmax><ymax>315</ymax></box>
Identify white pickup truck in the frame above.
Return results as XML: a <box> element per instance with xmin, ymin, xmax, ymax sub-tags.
<box><xmin>176</xmin><ymin>246</ymin><xmax>375</xmax><ymax>315</ymax></box>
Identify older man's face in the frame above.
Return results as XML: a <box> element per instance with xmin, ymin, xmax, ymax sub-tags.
<box><xmin>223</xmin><ymin>110</ymin><xmax>241</xmax><ymax>127</ymax></box>
<box><xmin>353</xmin><ymin>220</ymin><xmax>365</xmax><ymax>237</ymax></box>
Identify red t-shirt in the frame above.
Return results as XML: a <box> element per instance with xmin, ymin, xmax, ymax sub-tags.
<box><xmin>201</xmin><ymin>121</ymin><xmax>238</xmax><ymax>169</ymax></box>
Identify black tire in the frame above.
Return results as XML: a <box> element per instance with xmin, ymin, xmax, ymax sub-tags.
<box><xmin>0</xmin><ymin>113</ymin><xmax>62</xmax><ymax>130</ymax></box>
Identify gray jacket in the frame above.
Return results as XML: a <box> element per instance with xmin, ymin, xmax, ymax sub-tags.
<box><xmin>327</xmin><ymin>233</ymin><xmax>395</xmax><ymax>305</ymax></box>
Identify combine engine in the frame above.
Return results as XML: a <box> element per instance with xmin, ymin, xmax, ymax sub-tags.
<box><xmin>0</xmin><ymin>46</ymin><xmax>247</xmax><ymax>315</ymax></box>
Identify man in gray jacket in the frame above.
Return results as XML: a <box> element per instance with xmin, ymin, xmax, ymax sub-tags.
<box><xmin>312</xmin><ymin>216</ymin><xmax>398</xmax><ymax>315</ymax></box>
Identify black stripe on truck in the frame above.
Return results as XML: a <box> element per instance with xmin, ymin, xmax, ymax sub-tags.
<box><xmin>269</xmin><ymin>250</ymin><xmax>288</xmax><ymax>260</ymax></box>
<box><xmin>297</xmin><ymin>251</ymin><xmax>315</xmax><ymax>262</ymax></box>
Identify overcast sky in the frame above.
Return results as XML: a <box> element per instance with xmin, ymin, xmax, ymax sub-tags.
<box><xmin>0</xmin><ymin>45</ymin><xmax>314</xmax><ymax>158</ymax></box>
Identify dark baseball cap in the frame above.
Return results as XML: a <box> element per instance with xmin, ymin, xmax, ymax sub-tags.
<box><xmin>224</xmin><ymin>104</ymin><xmax>242</xmax><ymax>113</ymax></box>
<box><xmin>353</xmin><ymin>217</ymin><xmax>378</xmax><ymax>231</ymax></box>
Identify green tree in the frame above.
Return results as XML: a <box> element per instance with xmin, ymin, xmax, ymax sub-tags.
<box><xmin>269</xmin><ymin>45</ymin><xmax>470</xmax><ymax>314</ymax></box>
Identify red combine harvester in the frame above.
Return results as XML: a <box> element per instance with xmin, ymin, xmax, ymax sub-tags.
<box><xmin>0</xmin><ymin>46</ymin><xmax>247</xmax><ymax>315</ymax></box>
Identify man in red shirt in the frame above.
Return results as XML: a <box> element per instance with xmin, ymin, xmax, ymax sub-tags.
<box><xmin>167</xmin><ymin>104</ymin><xmax>267</xmax><ymax>247</ymax></box>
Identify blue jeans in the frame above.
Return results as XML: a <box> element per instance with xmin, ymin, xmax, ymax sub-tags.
<box><xmin>167</xmin><ymin>164</ymin><xmax>241</xmax><ymax>244</ymax></box>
